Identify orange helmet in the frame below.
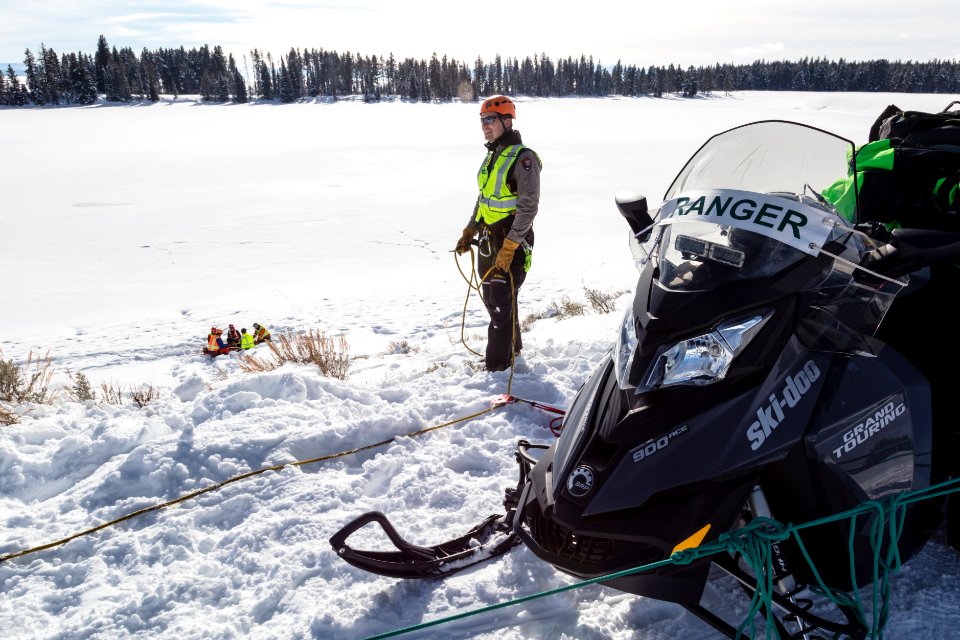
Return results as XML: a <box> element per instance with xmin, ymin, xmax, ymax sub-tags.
<box><xmin>480</xmin><ymin>95</ymin><xmax>515</xmax><ymax>119</ymax></box>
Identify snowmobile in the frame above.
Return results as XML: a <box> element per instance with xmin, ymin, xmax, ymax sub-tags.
<box><xmin>331</xmin><ymin>120</ymin><xmax>960</xmax><ymax>638</ymax></box>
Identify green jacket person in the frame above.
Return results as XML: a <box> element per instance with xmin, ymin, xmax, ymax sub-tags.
<box><xmin>454</xmin><ymin>95</ymin><xmax>542</xmax><ymax>372</ymax></box>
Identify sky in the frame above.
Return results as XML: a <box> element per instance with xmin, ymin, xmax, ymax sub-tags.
<box><xmin>2</xmin><ymin>92</ymin><xmax>959</xmax><ymax>639</ymax></box>
<box><xmin>3</xmin><ymin>0</ymin><xmax>960</xmax><ymax>69</ymax></box>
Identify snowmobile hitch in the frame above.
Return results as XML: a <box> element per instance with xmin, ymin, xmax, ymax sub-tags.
<box><xmin>491</xmin><ymin>394</ymin><xmax>566</xmax><ymax>416</ymax></box>
<box><xmin>329</xmin><ymin>440</ymin><xmax>547</xmax><ymax>579</ymax></box>
<box><xmin>492</xmin><ymin>395</ymin><xmax>567</xmax><ymax>436</ymax></box>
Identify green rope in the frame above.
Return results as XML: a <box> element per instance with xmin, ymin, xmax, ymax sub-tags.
<box><xmin>364</xmin><ymin>476</ymin><xmax>960</xmax><ymax>640</ymax></box>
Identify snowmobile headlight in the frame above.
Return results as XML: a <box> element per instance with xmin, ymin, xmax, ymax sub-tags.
<box><xmin>614</xmin><ymin>304</ymin><xmax>639</xmax><ymax>389</ymax></box>
<box><xmin>637</xmin><ymin>311</ymin><xmax>772</xmax><ymax>393</ymax></box>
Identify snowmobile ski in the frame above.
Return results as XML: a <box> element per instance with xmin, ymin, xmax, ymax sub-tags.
<box><xmin>329</xmin><ymin>510</ymin><xmax>518</xmax><ymax>579</ymax></box>
<box><xmin>329</xmin><ymin>440</ymin><xmax>544</xmax><ymax>579</ymax></box>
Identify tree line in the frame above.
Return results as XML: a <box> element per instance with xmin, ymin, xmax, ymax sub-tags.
<box><xmin>2</xmin><ymin>35</ymin><xmax>958</xmax><ymax>107</ymax></box>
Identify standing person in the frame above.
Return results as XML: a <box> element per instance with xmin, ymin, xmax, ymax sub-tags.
<box><xmin>454</xmin><ymin>95</ymin><xmax>542</xmax><ymax>372</ymax></box>
<box><xmin>240</xmin><ymin>328</ymin><xmax>254</xmax><ymax>350</ymax></box>
<box><xmin>252</xmin><ymin>322</ymin><xmax>271</xmax><ymax>345</ymax></box>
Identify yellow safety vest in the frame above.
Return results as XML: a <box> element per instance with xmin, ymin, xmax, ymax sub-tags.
<box><xmin>475</xmin><ymin>144</ymin><xmax>537</xmax><ymax>225</ymax></box>
<box><xmin>241</xmin><ymin>333</ymin><xmax>254</xmax><ymax>349</ymax></box>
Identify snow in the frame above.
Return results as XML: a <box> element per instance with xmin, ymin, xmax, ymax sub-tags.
<box><xmin>2</xmin><ymin>92</ymin><xmax>959</xmax><ymax>639</ymax></box>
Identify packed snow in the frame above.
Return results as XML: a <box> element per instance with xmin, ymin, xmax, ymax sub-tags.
<box><xmin>2</xmin><ymin>92</ymin><xmax>959</xmax><ymax>639</ymax></box>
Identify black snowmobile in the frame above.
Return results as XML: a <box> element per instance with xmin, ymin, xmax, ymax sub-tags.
<box><xmin>331</xmin><ymin>119</ymin><xmax>960</xmax><ymax>638</ymax></box>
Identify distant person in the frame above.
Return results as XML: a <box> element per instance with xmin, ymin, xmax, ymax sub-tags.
<box><xmin>204</xmin><ymin>327</ymin><xmax>230</xmax><ymax>356</ymax></box>
<box><xmin>454</xmin><ymin>95</ymin><xmax>542</xmax><ymax>372</ymax></box>
<box><xmin>240</xmin><ymin>328</ymin><xmax>254</xmax><ymax>350</ymax></box>
<box><xmin>226</xmin><ymin>324</ymin><xmax>241</xmax><ymax>349</ymax></box>
<box><xmin>252</xmin><ymin>323</ymin><xmax>271</xmax><ymax>345</ymax></box>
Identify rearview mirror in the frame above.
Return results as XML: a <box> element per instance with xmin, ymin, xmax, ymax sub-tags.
<box><xmin>615</xmin><ymin>191</ymin><xmax>654</xmax><ymax>237</ymax></box>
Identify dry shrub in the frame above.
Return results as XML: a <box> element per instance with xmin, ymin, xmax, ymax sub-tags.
<box><xmin>100</xmin><ymin>381</ymin><xmax>124</xmax><ymax>405</ymax></box>
<box><xmin>131</xmin><ymin>385</ymin><xmax>160</xmax><ymax>408</ymax></box>
<box><xmin>0</xmin><ymin>349</ymin><xmax>54</xmax><ymax>404</ymax></box>
<box><xmin>521</xmin><ymin>310</ymin><xmax>548</xmax><ymax>333</ymax></box>
<box><xmin>547</xmin><ymin>296</ymin><xmax>587</xmax><ymax>319</ymax></box>
<box><xmin>239</xmin><ymin>330</ymin><xmax>350</xmax><ymax>379</ymax></box>
<box><xmin>0</xmin><ymin>405</ymin><xmax>17</xmax><ymax>426</ymax></box>
<box><xmin>0</xmin><ymin>349</ymin><xmax>55</xmax><ymax>424</ymax></box>
<box><xmin>384</xmin><ymin>339</ymin><xmax>418</xmax><ymax>355</ymax></box>
<box><xmin>65</xmin><ymin>370</ymin><xmax>97</xmax><ymax>402</ymax></box>
<box><xmin>583</xmin><ymin>286</ymin><xmax>630</xmax><ymax>314</ymax></box>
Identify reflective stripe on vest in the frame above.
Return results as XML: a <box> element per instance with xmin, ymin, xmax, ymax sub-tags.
<box><xmin>475</xmin><ymin>144</ymin><xmax>524</xmax><ymax>225</ymax></box>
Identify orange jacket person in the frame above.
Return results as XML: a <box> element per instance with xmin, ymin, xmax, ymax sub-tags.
<box><xmin>204</xmin><ymin>327</ymin><xmax>231</xmax><ymax>356</ymax></box>
<box><xmin>252</xmin><ymin>323</ymin><xmax>271</xmax><ymax>345</ymax></box>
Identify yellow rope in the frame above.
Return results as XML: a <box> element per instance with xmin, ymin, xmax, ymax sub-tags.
<box><xmin>0</xmin><ymin>405</ymin><xmax>503</xmax><ymax>564</ymax></box>
<box><xmin>3</xmin><ymin>251</ymin><xmax>525</xmax><ymax>565</ymax></box>
<box><xmin>454</xmin><ymin>247</ymin><xmax>484</xmax><ymax>358</ymax></box>
<box><xmin>453</xmin><ymin>248</ymin><xmax>520</xmax><ymax>393</ymax></box>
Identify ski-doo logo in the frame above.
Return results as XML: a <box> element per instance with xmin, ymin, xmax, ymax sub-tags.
<box><xmin>632</xmin><ymin>424</ymin><xmax>689</xmax><ymax>463</ymax></box>
<box><xmin>833</xmin><ymin>401</ymin><xmax>906</xmax><ymax>460</ymax></box>
<box><xmin>746</xmin><ymin>361</ymin><xmax>821</xmax><ymax>451</ymax></box>
<box><xmin>566</xmin><ymin>465</ymin><xmax>595</xmax><ymax>498</ymax></box>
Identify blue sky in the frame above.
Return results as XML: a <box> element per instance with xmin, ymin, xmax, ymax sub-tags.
<box><xmin>3</xmin><ymin>0</ymin><xmax>959</xmax><ymax>67</ymax></box>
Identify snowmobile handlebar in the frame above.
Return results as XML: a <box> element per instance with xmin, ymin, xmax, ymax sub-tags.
<box><xmin>861</xmin><ymin>227</ymin><xmax>960</xmax><ymax>277</ymax></box>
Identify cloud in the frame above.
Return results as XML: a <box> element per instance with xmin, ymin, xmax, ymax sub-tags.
<box><xmin>3</xmin><ymin>0</ymin><xmax>960</xmax><ymax>66</ymax></box>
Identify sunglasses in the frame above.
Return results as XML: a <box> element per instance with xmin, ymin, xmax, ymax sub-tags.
<box><xmin>480</xmin><ymin>115</ymin><xmax>499</xmax><ymax>125</ymax></box>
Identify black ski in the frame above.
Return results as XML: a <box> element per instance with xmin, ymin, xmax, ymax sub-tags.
<box><xmin>329</xmin><ymin>511</ymin><xmax>518</xmax><ymax>579</ymax></box>
<box><xmin>328</xmin><ymin>440</ymin><xmax>543</xmax><ymax>579</ymax></box>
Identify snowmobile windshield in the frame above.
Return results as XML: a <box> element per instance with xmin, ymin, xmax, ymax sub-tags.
<box><xmin>622</xmin><ymin>121</ymin><xmax>909</xmax><ymax>359</ymax></box>
<box><xmin>663</xmin><ymin>120</ymin><xmax>856</xmax><ymax>203</ymax></box>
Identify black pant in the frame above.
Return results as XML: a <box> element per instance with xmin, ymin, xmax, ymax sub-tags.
<box><xmin>478</xmin><ymin>246</ymin><xmax>527</xmax><ymax>371</ymax></box>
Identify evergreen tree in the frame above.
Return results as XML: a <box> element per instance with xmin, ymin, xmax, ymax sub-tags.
<box><xmin>24</xmin><ymin>48</ymin><xmax>46</xmax><ymax>104</ymax></box>
<box><xmin>228</xmin><ymin>54</ymin><xmax>247</xmax><ymax>103</ymax></box>
<box><xmin>278</xmin><ymin>59</ymin><xmax>295</xmax><ymax>102</ymax></box>
<box><xmin>384</xmin><ymin>52</ymin><xmax>396</xmax><ymax>95</ymax></box>
<box><xmin>106</xmin><ymin>47</ymin><xmax>131</xmax><ymax>101</ymax></box>
<box><xmin>285</xmin><ymin>47</ymin><xmax>303</xmax><ymax>99</ymax></box>
<box><xmin>41</xmin><ymin>44</ymin><xmax>64</xmax><ymax>104</ymax></box>
<box><xmin>682</xmin><ymin>65</ymin><xmax>699</xmax><ymax>97</ymax></box>
<box><xmin>473</xmin><ymin>56</ymin><xmax>485</xmax><ymax>97</ymax></box>
<box><xmin>94</xmin><ymin>35</ymin><xmax>111</xmax><ymax>94</ymax></box>
<box><xmin>140</xmin><ymin>48</ymin><xmax>161</xmax><ymax>102</ymax></box>
<box><xmin>69</xmin><ymin>52</ymin><xmax>98</xmax><ymax>104</ymax></box>
<box><xmin>5</xmin><ymin>65</ymin><xmax>27</xmax><ymax>105</ymax></box>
